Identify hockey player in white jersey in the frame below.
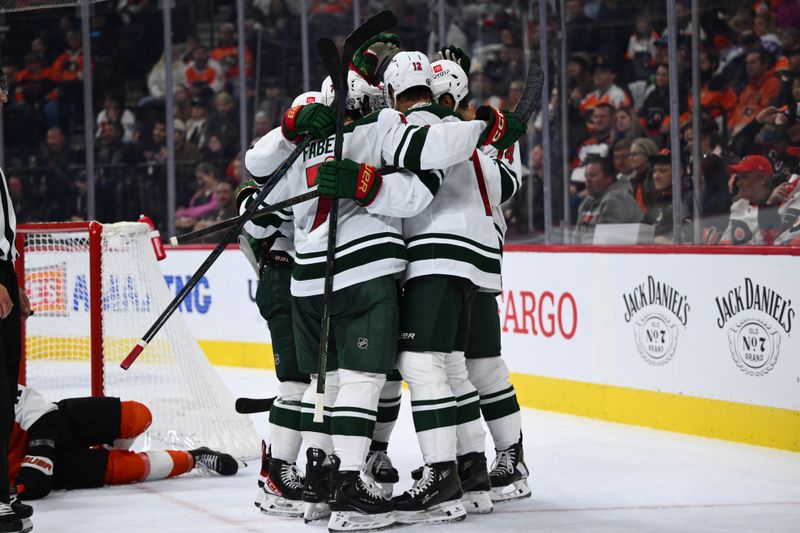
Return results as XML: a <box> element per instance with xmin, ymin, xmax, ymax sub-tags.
<box><xmin>244</xmin><ymin>68</ymin><xmax>524</xmax><ymax>531</ymax></box>
<box><xmin>433</xmin><ymin>52</ymin><xmax>531</xmax><ymax>503</ymax></box>
<box><xmin>376</xmin><ymin>51</ymin><xmax>524</xmax><ymax>523</ymax></box>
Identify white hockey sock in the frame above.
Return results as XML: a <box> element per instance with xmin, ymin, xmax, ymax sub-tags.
<box><xmin>398</xmin><ymin>350</ymin><xmax>457</xmax><ymax>464</ymax></box>
<box><xmin>269</xmin><ymin>380</ymin><xmax>306</xmax><ymax>462</ymax></box>
<box><xmin>447</xmin><ymin>351</ymin><xmax>486</xmax><ymax>456</ymax></box>
<box><xmin>331</xmin><ymin>369</ymin><xmax>384</xmax><ymax>471</ymax></box>
<box><xmin>300</xmin><ymin>372</ymin><xmax>339</xmax><ymax>455</ymax></box>
<box><xmin>372</xmin><ymin>376</ymin><xmax>402</xmax><ymax>445</ymax></box>
<box><xmin>466</xmin><ymin>358</ymin><xmax>521</xmax><ymax>451</ymax></box>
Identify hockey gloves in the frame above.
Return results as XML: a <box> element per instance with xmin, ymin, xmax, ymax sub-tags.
<box><xmin>439</xmin><ymin>45</ymin><xmax>471</xmax><ymax>74</ymax></box>
<box><xmin>315</xmin><ymin>158</ymin><xmax>382</xmax><ymax>207</ymax></box>
<box><xmin>351</xmin><ymin>33</ymin><xmax>401</xmax><ymax>84</ymax></box>
<box><xmin>15</xmin><ymin>447</ymin><xmax>55</xmax><ymax>500</ymax></box>
<box><xmin>281</xmin><ymin>103</ymin><xmax>336</xmax><ymax>143</ymax></box>
<box><xmin>476</xmin><ymin>106</ymin><xmax>527</xmax><ymax>151</ymax></box>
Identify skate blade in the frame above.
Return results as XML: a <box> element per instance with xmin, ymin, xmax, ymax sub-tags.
<box><xmin>260</xmin><ymin>494</ymin><xmax>305</xmax><ymax>518</ymax></box>
<box><xmin>328</xmin><ymin>510</ymin><xmax>395</xmax><ymax>532</ymax></box>
<box><xmin>21</xmin><ymin>518</ymin><xmax>33</xmax><ymax>533</ymax></box>
<box><xmin>463</xmin><ymin>490</ymin><xmax>494</xmax><ymax>514</ymax></box>
<box><xmin>304</xmin><ymin>502</ymin><xmax>331</xmax><ymax>523</ymax></box>
<box><xmin>254</xmin><ymin>486</ymin><xmax>265</xmax><ymax>509</ymax></box>
<box><xmin>490</xmin><ymin>479</ymin><xmax>532</xmax><ymax>502</ymax></box>
<box><xmin>395</xmin><ymin>499</ymin><xmax>467</xmax><ymax>525</ymax></box>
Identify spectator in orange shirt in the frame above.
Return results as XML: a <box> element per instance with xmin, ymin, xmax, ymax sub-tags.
<box><xmin>579</xmin><ymin>55</ymin><xmax>631</xmax><ymax>118</ymax></box>
<box><xmin>729</xmin><ymin>48</ymin><xmax>781</xmax><ymax>135</ymax></box>
<box><xmin>49</xmin><ymin>29</ymin><xmax>89</xmax><ymax>131</ymax></box>
<box><xmin>209</xmin><ymin>23</ymin><xmax>253</xmax><ymax>86</ymax></box>
<box><xmin>184</xmin><ymin>45</ymin><xmax>224</xmax><ymax>97</ymax></box>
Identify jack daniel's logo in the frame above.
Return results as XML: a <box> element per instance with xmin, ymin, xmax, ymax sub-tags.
<box><xmin>715</xmin><ymin>278</ymin><xmax>794</xmax><ymax>377</ymax></box>
<box><xmin>623</xmin><ymin>276</ymin><xmax>690</xmax><ymax>367</ymax></box>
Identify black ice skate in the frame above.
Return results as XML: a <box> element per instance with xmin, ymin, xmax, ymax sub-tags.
<box><xmin>0</xmin><ymin>502</ymin><xmax>23</xmax><ymax>533</ymax></box>
<box><xmin>489</xmin><ymin>435</ymin><xmax>531</xmax><ymax>502</ymax></box>
<box><xmin>457</xmin><ymin>451</ymin><xmax>494</xmax><ymax>514</ymax></box>
<box><xmin>328</xmin><ymin>455</ymin><xmax>395</xmax><ymax>532</ymax></box>
<box><xmin>190</xmin><ymin>447</ymin><xmax>239</xmax><ymax>476</ymax></box>
<box><xmin>302</xmin><ymin>447</ymin><xmax>332</xmax><ymax>523</ymax></box>
<box><xmin>392</xmin><ymin>461</ymin><xmax>466</xmax><ymax>525</ymax></box>
<box><xmin>261</xmin><ymin>457</ymin><xmax>305</xmax><ymax>518</ymax></box>
<box><xmin>365</xmin><ymin>447</ymin><xmax>399</xmax><ymax>498</ymax></box>
<box><xmin>255</xmin><ymin>441</ymin><xmax>269</xmax><ymax>509</ymax></box>
<box><xmin>10</xmin><ymin>487</ymin><xmax>31</xmax><ymax>533</ymax></box>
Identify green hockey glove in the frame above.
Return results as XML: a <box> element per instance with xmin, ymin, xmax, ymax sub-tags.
<box><xmin>351</xmin><ymin>33</ymin><xmax>401</xmax><ymax>84</ymax></box>
<box><xmin>439</xmin><ymin>45</ymin><xmax>471</xmax><ymax>74</ymax></box>
<box><xmin>281</xmin><ymin>103</ymin><xmax>336</xmax><ymax>143</ymax></box>
<box><xmin>315</xmin><ymin>158</ymin><xmax>382</xmax><ymax>207</ymax></box>
<box><xmin>476</xmin><ymin>106</ymin><xmax>527</xmax><ymax>151</ymax></box>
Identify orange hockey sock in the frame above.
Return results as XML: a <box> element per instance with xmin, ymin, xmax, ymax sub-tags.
<box><xmin>105</xmin><ymin>450</ymin><xmax>194</xmax><ymax>485</ymax></box>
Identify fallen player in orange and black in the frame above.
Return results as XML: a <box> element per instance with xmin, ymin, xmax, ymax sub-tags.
<box><xmin>9</xmin><ymin>385</ymin><xmax>239</xmax><ymax>500</ymax></box>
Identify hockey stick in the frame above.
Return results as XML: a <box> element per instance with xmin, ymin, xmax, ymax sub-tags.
<box><xmin>312</xmin><ymin>10</ymin><xmax>398</xmax><ymax>423</ymax></box>
<box><xmin>235</xmin><ymin>396</ymin><xmax>276</xmax><ymax>414</ymax></box>
<box><xmin>120</xmin><ymin>138</ymin><xmax>311</xmax><ymax>370</ymax></box>
<box><xmin>169</xmin><ymin>189</ymin><xmax>321</xmax><ymax>245</ymax></box>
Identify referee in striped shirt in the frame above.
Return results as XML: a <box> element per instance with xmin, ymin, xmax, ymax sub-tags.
<box><xmin>0</xmin><ymin>64</ymin><xmax>33</xmax><ymax>532</ymax></box>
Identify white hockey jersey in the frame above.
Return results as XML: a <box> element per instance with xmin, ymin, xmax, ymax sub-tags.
<box><xmin>720</xmin><ymin>198</ymin><xmax>782</xmax><ymax>245</ymax></box>
<box><xmin>401</xmin><ymin>104</ymin><xmax>521</xmax><ymax>292</ymax></box>
<box><xmin>244</xmin><ymin>109</ymin><xmax>485</xmax><ymax>296</ymax></box>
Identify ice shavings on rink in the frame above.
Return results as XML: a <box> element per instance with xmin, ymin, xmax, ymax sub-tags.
<box><xmin>32</xmin><ymin>366</ymin><xmax>800</xmax><ymax>533</ymax></box>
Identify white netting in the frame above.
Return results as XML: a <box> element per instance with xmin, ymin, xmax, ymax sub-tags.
<box><xmin>22</xmin><ymin>222</ymin><xmax>260</xmax><ymax>458</ymax></box>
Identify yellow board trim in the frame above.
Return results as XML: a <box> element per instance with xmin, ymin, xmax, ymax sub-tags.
<box><xmin>198</xmin><ymin>341</ymin><xmax>800</xmax><ymax>452</ymax></box>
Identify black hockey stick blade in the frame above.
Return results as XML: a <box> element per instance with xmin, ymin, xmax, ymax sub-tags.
<box><xmin>342</xmin><ymin>9</ymin><xmax>398</xmax><ymax>59</ymax></box>
<box><xmin>511</xmin><ymin>60</ymin><xmax>544</xmax><ymax>123</ymax></box>
<box><xmin>235</xmin><ymin>397</ymin><xmax>276</xmax><ymax>414</ymax></box>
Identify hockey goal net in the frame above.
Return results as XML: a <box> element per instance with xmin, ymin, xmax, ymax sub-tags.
<box><xmin>16</xmin><ymin>221</ymin><xmax>260</xmax><ymax>458</ymax></box>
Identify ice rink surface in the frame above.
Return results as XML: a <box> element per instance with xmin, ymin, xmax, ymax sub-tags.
<box><xmin>33</xmin><ymin>366</ymin><xmax>800</xmax><ymax>533</ymax></box>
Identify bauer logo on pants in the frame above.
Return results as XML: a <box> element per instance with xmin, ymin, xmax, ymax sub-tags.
<box><xmin>622</xmin><ymin>276</ymin><xmax>690</xmax><ymax>367</ymax></box>
<box><xmin>715</xmin><ymin>278</ymin><xmax>794</xmax><ymax>377</ymax></box>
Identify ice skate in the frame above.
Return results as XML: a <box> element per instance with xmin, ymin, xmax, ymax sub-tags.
<box><xmin>364</xmin><ymin>449</ymin><xmax>399</xmax><ymax>498</ymax></box>
<box><xmin>303</xmin><ymin>447</ymin><xmax>332</xmax><ymax>523</ymax></box>
<box><xmin>457</xmin><ymin>451</ymin><xmax>493</xmax><ymax>514</ymax></box>
<box><xmin>255</xmin><ymin>441</ymin><xmax>269</xmax><ymax>509</ymax></box>
<box><xmin>392</xmin><ymin>461</ymin><xmax>466</xmax><ymax>525</ymax></box>
<box><xmin>328</xmin><ymin>455</ymin><xmax>395</xmax><ymax>532</ymax></box>
<box><xmin>261</xmin><ymin>457</ymin><xmax>305</xmax><ymax>518</ymax></box>
<box><xmin>0</xmin><ymin>502</ymin><xmax>23</xmax><ymax>533</ymax></box>
<box><xmin>489</xmin><ymin>436</ymin><xmax>531</xmax><ymax>502</ymax></box>
<box><xmin>10</xmin><ymin>488</ymin><xmax>31</xmax><ymax>533</ymax></box>
<box><xmin>189</xmin><ymin>447</ymin><xmax>239</xmax><ymax>476</ymax></box>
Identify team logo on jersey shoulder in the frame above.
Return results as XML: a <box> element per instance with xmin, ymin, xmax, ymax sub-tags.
<box><xmin>357</xmin><ymin>338</ymin><xmax>369</xmax><ymax>350</ymax></box>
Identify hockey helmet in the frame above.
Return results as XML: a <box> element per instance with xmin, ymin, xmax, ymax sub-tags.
<box><xmin>291</xmin><ymin>91</ymin><xmax>323</xmax><ymax>108</ymax></box>
<box><xmin>382</xmin><ymin>51</ymin><xmax>433</xmax><ymax>108</ymax></box>
<box><xmin>431</xmin><ymin>59</ymin><xmax>468</xmax><ymax>110</ymax></box>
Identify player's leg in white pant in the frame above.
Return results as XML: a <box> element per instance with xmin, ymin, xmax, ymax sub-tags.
<box><xmin>446</xmin><ymin>350</ymin><xmax>492</xmax><ymax>514</ymax></box>
<box><xmin>365</xmin><ymin>373</ymin><xmax>401</xmax><ymax>496</ymax></box>
<box><xmin>466</xmin><ymin>357</ymin><xmax>530</xmax><ymax>502</ymax></box>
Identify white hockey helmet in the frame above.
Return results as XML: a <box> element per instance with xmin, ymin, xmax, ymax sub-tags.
<box><xmin>382</xmin><ymin>51</ymin><xmax>433</xmax><ymax>108</ymax></box>
<box><xmin>291</xmin><ymin>91</ymin><xmax>323</xmax><ymax>108</ymax></box>
<box><xmin>320</xmin><ymin>71</ymin><xmax>386</xmax><ymax>113</ymax></box>
<box><xmin>431</xmin><ymin>59</ymin><xmax>468</xmax><ymax>110</ymax></box>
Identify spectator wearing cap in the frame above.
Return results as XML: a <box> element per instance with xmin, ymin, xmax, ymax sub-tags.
<box><xmin>720</xmin><ymin>155</ymin><xmax>783</xmax><ymax>244</ymax></box>
<box><xmin>184</xmin><ymin>45</ymin><xmax>224</xmax><ymax>96</ymax></box>
<box><xmin>186</xmin><ymin>97</ymin><xmax>209</xmax><ymax>150</ymax></box>
<box><xmin>729</xmin><ymin>48</ymin><xmax>781</xmax><ymax>135</ymax></box>
<box><xmin>643</xmin><ymin>149</ymin><xmax>690</xmax><ymax>243</ymax></box>
<box><xmin>578</xmin><ymin>55</ymin><xmax>631</xmax><ymax>118</ymax></box>
<box><xmin>210</xmin><ymin>22</ymin><xmax>254</xmax><ymax>87</ymax></box>
<box><xmin>572</xmin><ymin>155</ymin><xmax>643</xmax><ymax>244</ymax></box>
